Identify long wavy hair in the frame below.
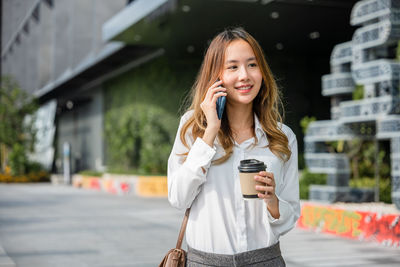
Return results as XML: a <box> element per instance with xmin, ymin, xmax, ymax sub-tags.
<box><xmin>179</xmin><ymin>27</ymin><xmax>291</xmax><ymax>163</ymax></box>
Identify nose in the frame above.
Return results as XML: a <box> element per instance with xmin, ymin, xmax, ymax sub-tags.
<box><xmin>238</xmin><ymin>65</ymin><xmax>249</xmax><ymax>81</ymax></box>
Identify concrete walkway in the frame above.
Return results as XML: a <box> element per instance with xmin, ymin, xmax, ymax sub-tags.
<box><xmin>0</xmin><ymin>242</ymin><xmax>15</xmax><ymax>267</ymax></box>
<box><xmin>0</xmin><ymin>183</ymin><xmax>399</xmax><ymax>267</ymax></box>
<box><xmin>281</xmin><ymin>227</ymin><xmax>400</xmax><ymax>267</ymax></box>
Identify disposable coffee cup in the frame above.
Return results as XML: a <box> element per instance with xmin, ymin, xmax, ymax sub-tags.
<box><xmin>238</xmin><ymin>159</ymin><xmax>267</xmax><ymax>199</ymax></box>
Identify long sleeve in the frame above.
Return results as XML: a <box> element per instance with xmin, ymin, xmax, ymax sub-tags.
<box><xmin>167</xmin><ymin>111</ymin><xmax>216</xmax><ymax>210</ymax></box>
<box><xmin>266</xmin><ymin>128</ymin><xmax>301</xmax><ymax>236</ymax></box>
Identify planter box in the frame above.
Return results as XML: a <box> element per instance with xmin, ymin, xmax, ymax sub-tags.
<box><xmin>72</xmin><ymin>174</ymin><xmax>168</xmax><ymax>197</ymax></box>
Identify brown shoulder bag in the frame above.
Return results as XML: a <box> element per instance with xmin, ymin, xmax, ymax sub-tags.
<box><xmin>159</xmin><ymin>208</ymin><xmax>190</xmax><ymax>267</ymax></box>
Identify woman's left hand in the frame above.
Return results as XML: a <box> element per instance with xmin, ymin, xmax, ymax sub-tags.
<box><xmin>254</xmin><ymin>171</ymin><xmax>280</xmax><ymax>219</ymax></box>
<box><xmin>254</xmin><ymin>171</ymin><xmax>277</xmax><ymax>204</ymax></box>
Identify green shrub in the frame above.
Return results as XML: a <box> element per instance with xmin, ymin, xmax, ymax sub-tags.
<box><xmin>350</xmin><ymin>177</ymin><xmax>391</xmax><ymax>203</ymax></box>
<box><xmin>352</xmin><ymin>84</ymin><xmax>364</xmax><ymax>100</ymax></box>
<box><xmin>300</xmin><ymin>116</ymin><xmax>316</xmax><ymax>135</ymax></box>
<box><xmin>105</xmin><ymin>103</ymin><xmax>178</xmax><ymax>175</ymax></box>
<box><xmin>0</xmin><ymin>171</ymin><xmax>50</xmax><ymax>183</ymax></box>
<box><xmin>0</xmin><ymin>76</ymin><xmax>38</xmax><ymax>175</ymax></box>
<box><xmin>106</xmin><ymin>168</ymin><xmax>146</xmax><ymax>175</ymax></box>
<box><xmin>324</xmin><ymin>139</ymin><xmax>390</xmax><ymax>180</ymax></box>
<box><xmin>26</xmin><ymin>161</ymin><xmax>46</xmax><ymax>173</ymax></box>
<box><xmin>9</xmin><ymin>143</ymin><xmax>28</xmax><ymax>176</ymax></box>
<box><xmin>79</xmin><ymin>170</ymin><xmax>103</xmax><ymax>177</ymax></box>
<box><xmin>299</xmin><ymin>169</ymin><xmax>327</xmax><ymax>199</ymax></box>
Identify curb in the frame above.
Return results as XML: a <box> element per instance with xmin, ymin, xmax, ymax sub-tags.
<box><xmin>0</xmin><ymin>242</ymin><xmax>16</xmax><ymax>267</ymax></box>
<box><xmin>70</xmin><ymin>174</ymin><xmax>168</xmax><ymax>197</ymax></box>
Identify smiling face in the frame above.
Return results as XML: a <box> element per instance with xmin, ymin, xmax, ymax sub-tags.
<box><xmin>221</xmin><ymin>39</ymin><xmax>263</xmax><ymax>107</ymax></box>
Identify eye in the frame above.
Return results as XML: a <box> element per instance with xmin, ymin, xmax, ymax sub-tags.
<box><xmin>227</xmin><ymin>65</ymin><xmax>237</xmax><ymax>70</ymax></box>
<box><xmin>249</xmin><ymin>63</ymin><xmax>257</xmax><ymax>67</ymax></box>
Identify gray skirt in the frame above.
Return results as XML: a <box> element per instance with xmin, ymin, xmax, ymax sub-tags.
<box><xmin>186</xmin><ymin>242</ymin><xmax>285</xmax><ymax>267</ymax></box>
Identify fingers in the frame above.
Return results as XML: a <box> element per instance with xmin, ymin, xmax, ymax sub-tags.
<box><xmin>258</xmin><ymin>171</ymin><xmax>273</xmax><ymax>178</ymax></box>
<box><xmin>213</xmin><ymin>79</ymin><xmax>223</xmax><ymax>88</ymax></box>
<box><xmin>199</xmin><ymin>80</ymin><xmax>226</xmax><ymax>131</ymax></box>
<box><xmin>201</xmin><ymin>80</ymin><xmax>227</xmax><ymax>113</ymax></box>
<box><xmin>256</xmin><ymin>184</ymin><xmax>275</xmax><ymax>201</ymax></box>
<box><xmin>201</xmin><ymin>91</ymin><xmax>227</xmax><ymax>112</ymax></box>
<box><xmin>254</xmin><ymin>171</ymin><xmax>275</xmax><ymax>200</ymax></box>
<box><xmin>208</xmin><ymin>86</ymin><xmax>227</xmax><ymax>103</ymax></box>
<box><xmin>257</xmin><ymin>191</ymin><xmax>274</xmax><ymax>199</ymax></box>
<box><xmin>205</xmin><ymin>80</ymin><xmax>225</xmax><ymax>101</ymax></box>
<box><xmin>254</xmin><ymin>172</ymin><xmax>275</xmax><ymax>186</ymax></box>
<box><xmin>206</xmin><ymin>80</ymin><xmax>223</xmax><ymax>95</ymax></box>
<box><xmin>255</xmin><ymin>184</ymin><xmax>274</xmax><ymax>193</ymax></box>
<box><xmin>211</xmin><ymin>91</ymin><xmax>227</xmax><ymax>104</ymax></box>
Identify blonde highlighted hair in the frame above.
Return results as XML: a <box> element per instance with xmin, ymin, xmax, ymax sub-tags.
<box><xmin>180</xmin><ymin>27</ymin><xmax>291</xmax><ymax>163</ymax></box>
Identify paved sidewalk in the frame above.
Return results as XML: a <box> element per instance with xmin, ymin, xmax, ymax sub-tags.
<box><xmin>0</xmin><ymin>183</ymin><xmax>399</xmax><ymax>267</ymax></box>
<box><xmin>281</xmin><ymin>227</ymin><xmax>400</xmax><ymax>267</ymax></box>
<box><xmin>0</xmin><ymin>242</ymin><xmax>15</xmax><ymax>267</ymax></box>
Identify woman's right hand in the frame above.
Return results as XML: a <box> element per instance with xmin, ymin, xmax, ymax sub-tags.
<box><xmin>200</xmin><ymin>80</ymin><xmax>227</xmax><ymax>146</ymax></box>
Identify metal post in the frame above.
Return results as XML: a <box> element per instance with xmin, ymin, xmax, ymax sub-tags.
<box><xmin>63</xmin><ymin>142</ymin><xmax>71</xmax><ymax>185</ymax></box>
<box><xmin>374</xmin><ymin>138</ymin><xmax>379</xmax><ymax>202</ymax></box>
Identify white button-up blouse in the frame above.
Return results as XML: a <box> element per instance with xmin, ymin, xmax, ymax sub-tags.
<box><xmin>167</xmin><ymin>110</ymin><xmax>300</xmax><ymax>254</ymax></box>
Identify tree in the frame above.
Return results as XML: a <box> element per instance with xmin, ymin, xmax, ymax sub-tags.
<box><xmin>0</xmin><ymin>76</ymin><xmax>37</xmax><ymax>175</ymax></box>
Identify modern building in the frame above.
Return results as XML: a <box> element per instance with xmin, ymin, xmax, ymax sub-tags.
<box><xmin>304</xmin><ymin>0</ymin><xmax>400</xmax><ymax>209</ymax></box>
<box><xmin>1</xmin><ymin>0</ymin><xmax>358</xmax><ymax>175</ymax></box>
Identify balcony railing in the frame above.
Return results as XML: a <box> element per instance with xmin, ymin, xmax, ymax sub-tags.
<box><xmin>391</xmin><ymin>137</ymin><xmax>400</xmax><ymax>153</ymax></box>
<box><xmin>339</xmin><ymin>95</ymin><xmax>400</xmax><ymax>123</ymax></box>
<box><xmin>309</xmin><ymin>185</ymin><xmax>350</xmax><ymax>202</ymax></box>
<box><xmin>350</xmin><ymin>0</ymin><xmax>395</xmax><ymax>26</ymax></box>
<box><xmin>330</xmin><ymin>41</ymin><xmax>353</xmax><ymax>66</ymax></box>
<box><xmin>377</xmin><ymin>115</ymin><xmax>400</xmax><ymax>138</ymax></box>
<box><xmin>351</xmin><ymin>59</ymin><xmax>400</xmax><ymax>84</ymax></box>
<box><xmin>305</xmin><ymin>120</ymin><xmax>375</xmax><ymax>142</ymax></box>
<box><xmin>391</xmin><ymin>153</ymin><xmax>400</xmax><ymax>177</ymax></box>
<box><xmin>322</xmin><ymin>73</ymin><xmax>355</xmax><ymax>96</ymax></box>
<box><xmin>305</xmin><ymin>153</ymin><xmax>350</xmax><ymax>174</ymax></box>
<box><xmin>352</xmin><ymin>20</ymin><xmax>400</xmax><ymax>51</ymax></box>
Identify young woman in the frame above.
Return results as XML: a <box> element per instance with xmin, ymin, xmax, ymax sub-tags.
<box><xmin>167</xmin><ymin>27</ymin><xmax>300</xmax><ymax>267</ymax></box>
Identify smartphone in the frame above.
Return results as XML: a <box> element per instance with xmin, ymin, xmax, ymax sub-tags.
<box><xmin>216</xmin><ymin>79</ymin><xmax>226</xmax><ymax>120</ymax></box>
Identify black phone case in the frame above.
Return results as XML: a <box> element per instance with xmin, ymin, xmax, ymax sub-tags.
<box><xmin>216</xmin><ymin>95</ymin><xmax>226</xmax><ymax>120</ymax></box>
<box><xmin>215</xmin><ymin>79</ymin><xmax>226</xmax><ymax>120</ymax></box>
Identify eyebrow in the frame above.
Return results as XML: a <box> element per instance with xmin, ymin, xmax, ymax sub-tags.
<box><xmin>225</xmin><ymin>57</ymin><xmax>256</xmax><ymax>64</ymax></box>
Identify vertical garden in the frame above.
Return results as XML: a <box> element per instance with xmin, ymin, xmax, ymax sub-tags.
<box><xmin>104</xmin><ymin>56</ymin><xmax>199</xmax><ymax>175</ymax></box>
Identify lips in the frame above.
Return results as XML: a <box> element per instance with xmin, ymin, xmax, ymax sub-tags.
<box><xmin>235</xmin><ymin>84</ymin><xmax>253</xmax><ymax>93</ymax></box>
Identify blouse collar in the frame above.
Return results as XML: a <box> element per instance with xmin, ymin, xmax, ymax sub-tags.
<box><xmin>254</xmin><ymin>113</ymin><xmax>267</xmax><ymax>140</ymax></box>
<box><xmin>213</xmin><ymin>113</ymin><xmax>267</xmax><ymax>148</ymax></box>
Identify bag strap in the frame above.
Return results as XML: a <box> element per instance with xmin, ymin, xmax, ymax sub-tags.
<box><xmin>175</xmin><ymin>208</ymin><xmax>190</xmax><ymax>249</ymax></box>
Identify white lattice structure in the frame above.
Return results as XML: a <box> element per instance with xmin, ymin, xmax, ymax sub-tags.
<box><xmin>305</xmin><ymin>0</ymin><xmax>400</xmax><ymax>208</ymax></box>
